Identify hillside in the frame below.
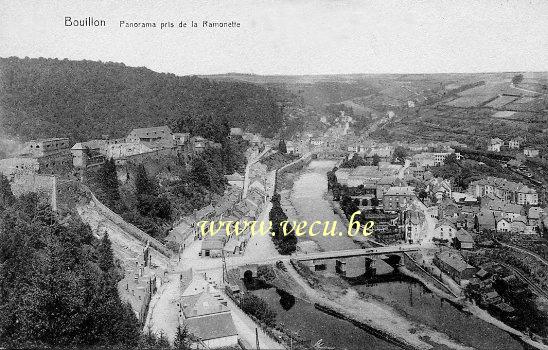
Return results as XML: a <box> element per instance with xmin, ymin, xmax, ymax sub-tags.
<box><xmin>0</xmin><ymin>57</ymin><xmax>285</xmax><ymax>143</ymax></box>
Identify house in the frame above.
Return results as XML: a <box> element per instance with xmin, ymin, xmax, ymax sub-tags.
<box><xmin>190</xmin><ymin>136</ymin><xmax>207</xmax><ymax>155</ymax></box>
<box><xmin>510</xmin><ymin>216</ymin><xmax>527</xmax><ymax>233</ymax></box>
<box><xmin>71</xmin><ymin>140</ymin><xmax>106</xmax><ymax>168</ymax></box>
<box><xmin>118</xmin><ymin>258</ymin><xmax>159</xmax><ymax>324</ymax></box>
<box><xmin>481</xmin><ymin>199</ymin><xmax>524</xmax><ymax>221</ymax></box>
<box><xmin>508</xmin><ymin>138</ymin><xmax>522</xmax><ymax>149</ymax></box>
<box><xmin>455</xmin><ymin>214</ymin><xmax>469</xmax><ymax>229</ymax></box>
<box><xmin>403</xmin><ymin>209</ymin><xmax>426</xmax><ymax>244</ymax></box>
<box><xmin>383</xmin><ymin>186</ymin><xmax>416</xmax><ymax>212</ymax></box>
<box><xmin>179</xmin><ymin>283</ymin><xmax>238</xmax><ymax>348</ymax></box>
<box><xmin>363</xmin><ymin>147</ymin><xmax>393</xmax><ymax>163</ymax></box>
<box><xmin>6</xmin><ymin>138</ymin><xmax>73</xmax><ymax>175</ymax></box>
<box><xmin>427</xmin><ymin>177</ymin><xmax>452</xmax><ymax>201</ymax></box>
<box><xmin>411</xmin><ymin>152</ymin><xmax>461</xmax><ymax>167</ymax></box>
<box><xmin>438</xmin><ymin>199</ymin><xmax>461</xmax><ymax>219</ymax></box>
<box><xmin>225</xmin><ymin>172</ymin><xmax>245</xmax><ymax>189</ymax></box>
<box><xmin>528</xmin><ymin>207</ymin><xmax>543</xmax><ymax>227</ymax></box>
<box><xmin>480</xmin><ymin>291</ymin><xmax>502</xmax><ymax>307</ymax></box>
<box><xmin>476</xmin><ymin>210</ymin><xmax>496</xmax><ymax>231</ymax></box>
<box><xmin>523</xmin><ymin>225</ymin><xmax>538</xmax><ymax>235</ymax></box>
<box><xmin>468</xmin><ymin>177</ymin><xmax>538</xmax><ymax>205</ymax></box>
<box><xmin>335</xmin><ymin>164</ymin><xmax>401</xmax><ymax>189</ymax></box>
<box><xmin>523</xmin><ymin>148</ymin><xmax>539</xmax><ymax>158</ymax></box>
<box><xmin>433</xmin><ymin>250</ymin><xmax>477</xmax><ymax>284</ymax></box>
<box><xmin>126</xmin><ymin>125</ymin><xmax>173</xmax><ymax>146</ymax></box>
<box><xmin>200</xmin><ymin>236</ymin><xmax>225</xmax><ymax>258</ymax></box>
<box><xmin>496</xmin><ymin>218</ymin><xmax>511</xmax><ymax>232</ymax></box>
<box><xmin>488</xmin><ymin>138</ymin><xmax>503</xmax><ymax>152</ymax></box>
<box><xmin>454</xmin><ymin>229</ymin><xmax>474</xmax><ymax>249</ymax></box>
<box><xmin>104</xmin><ymin>142</ymin><xmax>153</xmax><ymax>159</ymax></box>
<box><xmin>433</xmin><ymin>219</ymin><xmax>457</xmax><ymax>242</ymax></box>
<box><xmin>492</xmin><ymin>302</ymin><xmax>516</xmax><ymax>320</ymax></box>
<box><xmin>173</xmin><ymin>132</ymin><xmax>190</xmax><ymax>145</ymax></box>
<box><xmin>229</xmin><ymin>128</ymin><xmax>243</xmax><ymax>137</ymax></box>
<box><xmin>451</xmin><ymin>192</ymin><xmax>478</xmax><ymax>205</ymax></box>
<box><xmin>408</xmin><ymin>166</ymin><xmax>427</xmax><ymax>180</ymax></box>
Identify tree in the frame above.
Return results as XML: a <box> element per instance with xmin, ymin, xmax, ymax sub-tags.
<box><xmin>135</xmin><ymin>164</ymin><xmax>156</xmax><ymax>196</ymax></box>
<box><xmin>512</xmin><ymin>73</ymin><xmax>524</xmax><ymax>86</ymax></box>
<box><xmin>393</xmin><ymin>146</ymin><xmax>408</xmax><ymax>164</ymax></box>
<box><xmin>372</xmin><ymin>153</ymin><xmax>381</xmax><ymax>166</ymax></box>
<box><xmin>190</xmin><ymin>157</ymin><xmax>211</xmax><ymax>189</ymax></box>
<box><xmin>0</xmin><ymin>174</ymin><xmax>15</xmax><ymax>211</ymax></box>
<box><xmin>173</xmin><ymin>324</ymin><xmax>191</xmax><ymax>350</ymax></box>
<box><xmin>278</xmin><ymin>139</ymin><xmax>287</xmax><ymax>154</ymax></box>
<box><xmin>0</xmin><ymin>193</ymin><xmax>140</xmax><ymax>347</ymax></box>
<box><xmin>97</xmin><ymin>158</ymin><xmax>120</xmax><ymax>205</ymax></box>
<box><xmin>98</xmin><ymin>232</ymin><xmax>115</xmax><ymax>274</ymax></box>
<box><xmin>239</xmin><ymin>293</ymin><xmax>277</xmax><ymax>327</ymax></box>
<box><xmin>444</xmin><ymin>153</ymin><xmax>459</xmax><ymax>166</ymax></box>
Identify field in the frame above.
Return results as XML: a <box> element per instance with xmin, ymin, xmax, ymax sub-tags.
<box><xmin>485</xmin><ymin>96</ymin><xmax>518</xmax><ymax>108</ymax></box>
<box><xmin>444</xmin><ymin>95</ymin><xmax>496</xmax><ymax>108</ymax></box>
<box><xmin>492</xmin><ymin>111</ymin><xmax>516</xmax><ymax>118</ymax></box>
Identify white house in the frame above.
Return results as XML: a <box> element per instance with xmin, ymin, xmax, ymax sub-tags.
<box><xmin>488</xmin><ymin>138</ymin><xmax>503</xmax><ymax>152</ymax></box>
<box><xmin>434</xmin><ymin>220</ymin><xmax>457</xmax><ymax>242</ymax></box>
<box><xmin>523</xmin><ymin>148</ymin><xmax>539</xmax><ymax>158</ymax></box>
<box><xmin>496</xmin><ymin>218</ymin><xmax>511</xmax><ymax>232</ymax></box>
<box><xmin>508</xmin><ymin>138</ymin><xmax>522</xmax><ymax>149</ymax></box>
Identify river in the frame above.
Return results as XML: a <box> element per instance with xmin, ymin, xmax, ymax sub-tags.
<box><xmin>276</xmin><ymin>159</ymin><xmax>527</xmax><ymax>350</ymax></box>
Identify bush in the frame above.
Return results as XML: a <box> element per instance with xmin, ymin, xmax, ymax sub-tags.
<box><xmin>239</xmin><ymin>293</ymin><xmax>277</xmax><ymax>327</ymax></box>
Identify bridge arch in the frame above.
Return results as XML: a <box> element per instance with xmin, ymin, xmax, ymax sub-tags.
<box><xmin>238</xmin><ymin>264</ymin><xmax>258</xmax><ymax>280</ymax></box>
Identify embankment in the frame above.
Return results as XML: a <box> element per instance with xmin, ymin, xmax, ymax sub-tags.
<box><xmin>86</xmin><ymin>188</ymin><xmax>172</xmax><ymax>257</ymax></box>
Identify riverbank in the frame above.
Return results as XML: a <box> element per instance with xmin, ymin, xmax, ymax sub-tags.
<box><xmin>288</xmin><ymin>259</ymin><xmax>474</xmax><ymax>350</ymax></box>
<box><xmin>281</xmin><ymin>159</ymin><xmax>536</xmax><ymax>350</ymax></box>
<box><xmin>464</xmin><ymin>304</ymin><xmax>548</xmax><ymax>350</ymax></box>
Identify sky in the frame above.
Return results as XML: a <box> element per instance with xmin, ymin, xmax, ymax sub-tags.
<box><xmin>1</xmin><ymin>0</ymin><xmax>547</xmax><ymax>76</ymax></box>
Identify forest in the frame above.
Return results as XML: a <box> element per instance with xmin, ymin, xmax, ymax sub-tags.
<box><xmin>0</xmin><ymin>56</ymin><xmax>285</xmax><ymax>144</ymax></box>
<box><xmin>0</xmin><ymin>175</ymin><xmax>141</xmax><ymax>347</ymax></box>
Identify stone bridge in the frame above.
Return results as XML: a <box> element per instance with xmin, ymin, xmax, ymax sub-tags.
<box><xmin>294</xmin><ymin>245</ymin><xmax>420</xmax><ymax>278</ymax></box>
<box><xmin>224</xmin><ymin>245</ymin><xmax>421</xmax><ymax>280</ymax></box>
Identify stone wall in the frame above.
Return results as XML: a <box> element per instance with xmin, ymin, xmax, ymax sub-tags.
<box><xmin>114</xmin><ymin>145</ymin><xmax>188</xmax><ymax>166</ymax></box>
<box><xmin>274</xmin><ymin>153</ymin><xmax>312</xmax><ymax>191</ymax></box>
<box><xmin>88</xmin><ymin>190</ymin><xmax>172</xmax><ymax>257</ymax></box>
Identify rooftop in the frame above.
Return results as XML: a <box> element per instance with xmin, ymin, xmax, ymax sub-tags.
<box><xmin>183</xmin><ymin>312</ymin><xmax>238</xmax><ymax>341</ymax></box>
<box><xmin>385</xmin><ymin>186</ymin><xmax>415</xmax><ymax>196</ymax></box>
<box><xmin>435</xmin><ymin>250</ymin><xmax>475</xmax><ymax>273</ymax></box>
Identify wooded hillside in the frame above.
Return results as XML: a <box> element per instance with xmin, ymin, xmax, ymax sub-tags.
<box><xmin>0</xmin><ymin>57</ymin><xmax>285</xmax><ymax>142</ymax></box>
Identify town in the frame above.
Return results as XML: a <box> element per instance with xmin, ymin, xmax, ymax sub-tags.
<box><xmin>1</xmin><ymin>15</ymin><xmax>548</xmax><ymax>348</ymax></box>
<box><xmin>2</xmin><ymin>92</ymin><xmax>548</xmax><ymax>349</ymax></box>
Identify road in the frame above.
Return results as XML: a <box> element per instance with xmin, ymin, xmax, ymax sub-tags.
<box><xmin>412</xmin><ymin>197</ymin><xmax>439</xmax><ymax>245</ymax></box>
<box><xmin>243</xmin><ymin>146</ymin><xmax>271</xmax><ymax>198</ymax></box>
